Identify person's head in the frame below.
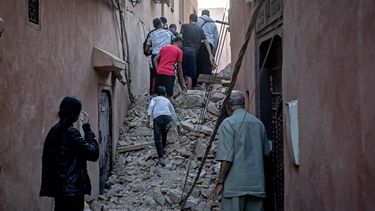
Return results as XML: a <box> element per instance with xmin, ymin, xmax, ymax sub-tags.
<box><xmin>172</xmin><ymin>36</ymin><xmax>184</xmax><ymax>48</ymax></box>
<box><xmin>189</xmin><ymin>13</ymin><xmax>198</xmax><ymax>23</ymax></box>
<box><xmin>202</xmin><ymin>9</ymin><xmax>210</xmax><ymax>17</ymax></box>
<box><xmin>227</xmin><ymin>91</ymin><xmax>245</xmax><ymax>113</ymax></box>
<box><xmin>58</xmin><ymin>96</ymin><xmax>82</xmax><ymax>123</ymax></box>
<box><xmin>160</xmin><ymin>16</ymin><xmax>167</xmax><ymax>24</ymax></box>
<box><xmin>153</xmin><ymin>18</ymin><xmax>162</xmax><ymax>29</ymax></box>
<box><xmin>169</xmin><ymin>23</ymin><xmax>177</xmax><ymax>31</ymax></box>
<box><xmin>156</xmin><ymin>86</ymin><xmax>167</xmax><ymax>96</ymax></box>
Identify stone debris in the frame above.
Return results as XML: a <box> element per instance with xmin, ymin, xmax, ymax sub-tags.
<box><xmin>89</xmin><ymin>84</ymin><xmax>227</xmax><ymax>211</ymax></box>
<box><xmin>217</xmin><ymin>63</ymin><xmax>232</xmax><ymax>79</ymax></box>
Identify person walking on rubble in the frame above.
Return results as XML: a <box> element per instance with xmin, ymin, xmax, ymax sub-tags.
<box><xmin>144</xmin><ymin>18</ymin><xmax>173</xmax><ymax>95</ymax></box>
<box><xmin>180</xmin><ymin>13</ymin><xmax>215</xmax><ymax>90</ymax></box>
<box><xmin>40</xmin><ymin>97</ymin><xmax>99</xmax><ymax>211</ymax></box>
<box><xmin>169</xmin><ymin>23</ymin><xmax>179</xmax><ymax>37</ymax></box>
<box><xmin>147</xmin><ymin>86</ymin><xmax>180</xmax><ymax>159</ymax></box>
<box><xmin>153</xmin><ymin>36</ymin><xmax>187</xmax><ymax>98</ymax></box>
<box><xmin>160</xmin><ymin>16</ymin><xmax>169</xmax><ymax>30</ymax></box>
<box><xmin>197</xmin><ymin>9</ymin><xmax>219</xmax><ymax>77</ymax></box>
<box><xmin>212</xmin><ymin>91</ymin><xmax>271</xmax><ymax>211</ymax></box>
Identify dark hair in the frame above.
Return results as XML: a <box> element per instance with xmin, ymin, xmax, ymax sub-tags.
<box><xmin>58</xmin><ymin>96</ymin><xmax>82</xmax><ymax>122</ymax></box>
<box><xmin>169</xmin><ymin>23</ymin><xmax>177</xmax><ymax>30</ymax></box>
<box><xmin>202</xmin><ymin>10</ymin><xmax>210</xmax><ymax>16</ymax></box>
<box><xmin>156</xmin><ymin>86</ymin><xmax>167</xmax><ymax>96</ymax></box>
<box><xmin>189</xmin><ymin>13</ymin><xmax>198</xmax><ymax>22</ymax></box>
<box><xmin>153</xmin><ymin>18</ymin><xmax>162</xmax><ymax>28</ymax></box>
<box><xmin>172</xmin><ymin>36</ymin><xmax>183</xmax><ymax>43</ymax></box>
<box><xmin>160</xmin><ymin>16</ymin><xmax>167</xmax><ymax>24</ymax></box>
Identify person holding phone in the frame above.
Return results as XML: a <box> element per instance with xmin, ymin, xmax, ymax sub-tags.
<box><xmin>40</xmin><ymin>96</ymin><xmax>99</xmax><ymax>211</ymax></box>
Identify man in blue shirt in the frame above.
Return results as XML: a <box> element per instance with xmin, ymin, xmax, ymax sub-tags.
<box><xmin>212</xmin><ymin>91</ymin><xmax>271</xmax><ymax>211</ymax></box>
<box><xmin>197</xmin><ymin>10</ymin><xmax>219</xmax><ymax>76</ymax></box>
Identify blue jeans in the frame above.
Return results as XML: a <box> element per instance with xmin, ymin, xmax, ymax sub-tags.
<box><xmin>153</xmin><ymin>115</ymin><xmax>172</xmax><ymax>158</ymax></box>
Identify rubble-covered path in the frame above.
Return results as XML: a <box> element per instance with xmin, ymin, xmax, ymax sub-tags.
<box><xmin>90</xmin><ymin>85</ymin><xmax>228</xmax><ymax>211</ymax></box>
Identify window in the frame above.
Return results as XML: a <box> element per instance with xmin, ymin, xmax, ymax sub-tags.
<box><xmin>27</xmin><ymin>0</ymin><xmax>40</xmax><ymax>30</ymax></box>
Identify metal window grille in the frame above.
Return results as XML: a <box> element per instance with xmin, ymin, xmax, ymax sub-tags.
<box><xmin>28</xmin><ymin>0</ymin><xmax>39</xmax><ymax>25</ymax></box>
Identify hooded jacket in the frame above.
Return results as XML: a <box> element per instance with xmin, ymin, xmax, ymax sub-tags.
<box><xmin>197</xmin><ymin>15</ymin><xmax>219</xmax><ymax>51</ymax></box>
<box><xmin>40</xmin><ymin>122</ymin><xmax>99</xmax><ymax>197</ymax></box>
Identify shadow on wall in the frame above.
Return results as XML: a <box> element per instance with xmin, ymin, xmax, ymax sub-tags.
<box><xmin>125</xmin><ymin>15</ymin><xmax>150</xmax><ymax>95</ymax></box>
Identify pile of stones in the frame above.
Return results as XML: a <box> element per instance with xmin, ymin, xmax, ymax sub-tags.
<box><xmin>89</xmin><ymin>85</ymin><xmax>227</xmax><ymax>211</ymax></box>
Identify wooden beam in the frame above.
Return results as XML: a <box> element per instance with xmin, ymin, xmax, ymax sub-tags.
<box><xmin>215</xmin><ymin>20</ymin><xmax>229</xmax><ymax>25</ymax></box>
<box><xmin>117</xmin><ymin>142</ymin><xmax>154</xmax><ymax>153</ymax></box>
<box><xmin>198</xmin><ymin>74</ymin><xmax>231</xmax><ymax>84</ymax></box>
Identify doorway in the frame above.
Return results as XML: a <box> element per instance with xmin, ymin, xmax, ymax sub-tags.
<box><xmin>257</xmin><ymin>35</ymin><xmax>284</xmax><ymax>211</ymax></box>
<box><xmin>98</xmin><ymin>90</ymin><xmax>113</xmax><ymax>194</ymax></box>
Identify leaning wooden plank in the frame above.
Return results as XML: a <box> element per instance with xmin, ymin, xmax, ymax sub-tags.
<box><xmin>117</xmin><ymin>142</ymin><xmax>154</xmax><ymax>153</ymax></box>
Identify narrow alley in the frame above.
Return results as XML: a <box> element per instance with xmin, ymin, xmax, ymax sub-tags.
<box><xmin>1</xmin><ymin>0</ymin><xmax>375</xmax><ymax>211</ymax></box>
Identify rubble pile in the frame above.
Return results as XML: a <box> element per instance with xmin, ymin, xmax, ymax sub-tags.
<box><xmin>89</xmin><ymin>85</ymin><xmax>227</xmax><ymax>211</ymax></box>
<box><xmin>216</xmin><ymin>63</ymin><xmax>232</xmax><ymax>79</ymax></box>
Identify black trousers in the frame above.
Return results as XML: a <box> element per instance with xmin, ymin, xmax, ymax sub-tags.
<box><xmin>156</xmin><ymin>74</ymin><xmax>175</xmax><ymax>97</ymax></box>
<box><xmin>55</xmin><ymin>195</ymin><xmax>84</xmax><ymax>211</ymax></box>
<box><xmin>153</xmin><ymin>115</ymin><xmax>172</xmax><ymax>158</ymax></box>
<box><xmin>197</xmin><ymin>43</ymin><xmax>214</xmax><ymax>77</ymax></box>
<box><xmin>149</xmin><ymin>54</ymin><xmax>157</xmax><ymax>95</ymax></box>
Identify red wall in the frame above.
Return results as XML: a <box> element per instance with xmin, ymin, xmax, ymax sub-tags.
<box><xmin>230</xmin><ymin>0</ymin><xmax>256</xmax><ymax>113</ymax></box>
<box><xmin>0</xmin><ymin>0</ymin><xmax>129</xmax><ymax>210</ymax></box>
<box><xmin>231</xmin><ymin>0</ymin><xmax>375</xmax><ymax>210</ymax></box>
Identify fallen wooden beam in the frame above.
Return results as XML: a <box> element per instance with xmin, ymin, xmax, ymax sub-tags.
<box><xmin>117</xmin><ymin>142</ymin><xmax>154</xmax><ymax>153</ymax></box>
<box><xmin>198</xmin><ymin>74</ymin><xmax>231</xmax><ymax>84</ymax></box>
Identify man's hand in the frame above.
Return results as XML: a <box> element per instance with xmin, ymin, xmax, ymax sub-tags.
<box><xmin>80</xmin><ymin>111</ymin><xmax>89</xmax><ymax>124</ymax></box>
<box><xmin>210</xmin><ymin>183</ymin><xmax>224</xmax><ymax>201</ymax></box>
<box><xmin>181</xmin><ymin>84</ymin><xmax>187</xmax><ymax>92</ymax></box>
<box><xmin>146</xmin><ymin>116</ymin><xmax>151</xmax><ymax>128</ymax></box>
<box><xmin>210</xmin><ymin>56</ymin><xmax>217</xmax><ymax>70</ymax></box>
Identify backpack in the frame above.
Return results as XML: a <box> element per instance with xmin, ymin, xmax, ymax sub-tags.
<box><xmin>198</xmin><ymin>17</ymin><xmax>215</xmax><ymax>28</ymax></box>
<box><xmin>143</xmin><ymin>29</ymin><xmax>157</xmax><ymax>56</ymax></box>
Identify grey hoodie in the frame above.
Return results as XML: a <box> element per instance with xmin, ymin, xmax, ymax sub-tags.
<box><xmin>197</xmin><ymin>15</ymin><xmax>219</xmax><ymax>52</ymax></box>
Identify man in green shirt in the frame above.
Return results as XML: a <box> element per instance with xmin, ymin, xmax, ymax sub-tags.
<box><xmin>213</xmin><ymin>91</ymin><xmax>271</xmax><ymax>211</ymax></box>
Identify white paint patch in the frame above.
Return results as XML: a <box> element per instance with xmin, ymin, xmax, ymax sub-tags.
<box><xmin>286</xmin><ymin>100</ymin><xmax>300</xmax><ymax>166</ymax></box>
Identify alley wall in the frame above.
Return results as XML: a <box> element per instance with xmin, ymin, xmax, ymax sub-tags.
<box><xmin>230</xmin><ymin>0</ymin><xmax>375</xmax><ymax>210</ymax></box>
<box><xmin>0</xmin><ymin>0</ymin><xmax>128</xmax><ymax>210</ymax></box>
<box><xmin>230</xmin><ymin>1</ymin><xmax>256</xmax><ymax>112</ymax></box>
<box><xmin>0</xmin><ymin>0</ymin><xmax>198</xmax><ymax>210</ymax></box>
<box><xmin>282</xmin><ymin>0</ymin><xmax>375</xmax><ymax>210</ymax></box>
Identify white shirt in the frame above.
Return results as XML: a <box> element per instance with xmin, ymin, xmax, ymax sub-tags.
<box><xmin>147</xmin><ymin>96</ymin><xmax>178</xmax><ymax>122</ymax></box>
<box><xmin>146</xmin><ymin>28</ymin><xmax>173</xmax><ymax>55</ymax></box>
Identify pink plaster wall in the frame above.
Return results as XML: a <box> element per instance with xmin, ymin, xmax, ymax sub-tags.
<box><xmin>230</xmin><ymin>1</ymin><xmax>256</xmax><ymax>113</ymax></box>
<box><xmin>0</xmin><ymin>0</ymin><xmax>129</xmax><ymax>210</ymax></box>
<box><xmin>231</xmin><ymin>0</ymin><xmax>375</xmax><ymax>210</ymax></box>
<box><xmin>0</xmin><ymin>0</ymin><xmax>197</xmax><ymax>209</ymax></box>
<box><xmin>283</xmin><ymin>0</ymin><xmax>375</xmax><ymax>210</ymax></box>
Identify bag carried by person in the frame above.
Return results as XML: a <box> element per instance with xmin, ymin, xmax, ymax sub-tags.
<box><xmin>143</xmin><ymin>29</ymin><xmax>157</xmax><ymax>56</ymax></box>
